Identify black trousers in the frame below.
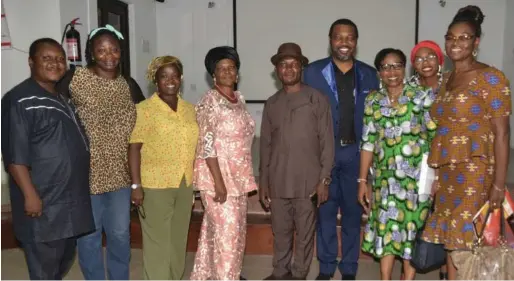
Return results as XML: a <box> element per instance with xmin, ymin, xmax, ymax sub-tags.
<box><xmin>22</xmin><ymin>237</ymin><xmax>77</xmax><ymax>280</ymax></box>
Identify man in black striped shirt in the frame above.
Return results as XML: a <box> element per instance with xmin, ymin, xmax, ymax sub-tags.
<box><xmin>1</xmin><ymin>38</ymin><xmax>94</xmax><ymax>280</ymax></box>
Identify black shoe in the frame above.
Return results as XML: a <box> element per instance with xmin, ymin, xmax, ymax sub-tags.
<box><xmin>315</xmin><ymin>274</ymin><xmax>332</xmax><ymax>280</ymax></box>
<box><xmin>342</xmin><ymin>274</ymin><xmax>356</xmax><ymax>280</ymax></box>
<box><xmin>439</xmin><ymin>272</ymin><xmax>448</xmax><ymax>280</ymax></box>
<box><xmin>240</xmin><ymin>275</ymin><xmax>247</xmax><ymax>280</ymax></box>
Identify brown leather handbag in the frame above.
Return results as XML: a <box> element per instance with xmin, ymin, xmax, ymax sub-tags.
<box><xmin>451</xmin><ymin>206</ymin><xmax>514</xmax><ymax>280</ymax></box>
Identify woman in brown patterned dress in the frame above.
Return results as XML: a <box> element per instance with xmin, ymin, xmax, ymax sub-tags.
<box><xmin>421</xmin><ymin>6</ymin><xmax>512</xmax><ymax>280</ymax></box>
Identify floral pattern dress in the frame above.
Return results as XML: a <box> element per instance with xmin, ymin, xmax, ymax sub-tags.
<box><xmin>360</xmin><ymin>84</ymin><xmax>437</xmax><ymax>259</ymax></box>
<box><xmin>191</xmin><ymin>89</ymin><xmax>258</xmax><ymax>280</ymax></box>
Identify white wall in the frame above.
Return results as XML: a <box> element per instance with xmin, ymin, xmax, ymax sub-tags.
<box><xmin>419</xmin><ymin>0</ymin><xmax>513</xmax><ymax>148</ymax></box>
<box><xmin>1</xmin><ymin>0</ymin><xmax>63</xmax><ymax>205</ymax></box>
<box><xmin>1</xmin><ymin>0</ymin><xmax>62</xmax><ymax>95</ymax></box>
<box><xmin>237</xmin><ymin>0</ymin><xmax>416</xmax><ymax>101</ymax></box>
<box><xmin>418</xmin><ymin>0</ymin><xmax>506</xmax><ymax>71</ymax></box>
<box><xmin>502</xmin><ymin>0</ymin><xmax>514</xmax><ymax>147</ymax></box>
<box><xmin>122</xmin><ymin>0</ymin><xmax>157</xmax><ymax>96</ymax></box>
<box><xmin>156</xmin><ymin>0</ymin><xmax>233</xmax><ymax>104</ymax></box>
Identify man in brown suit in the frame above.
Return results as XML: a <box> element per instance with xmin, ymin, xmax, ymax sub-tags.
<box><xmin>259</xmin><ymin>43</ymin><xmax>335</xmax><ymax>280</ymax></box>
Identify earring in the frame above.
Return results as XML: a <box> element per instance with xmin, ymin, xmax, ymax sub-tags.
<box><xmin>472</xmin><ymin>49</ymin><xmax>478</xmax><ymax>57</ymax></box>
<box><xmin>379</xmin><ymin>79</ymin><xmax>383</xmax><ymax>89</ymax></box>
<box><xmin>236</xmin><ymin>75</ymin><xmax>239</xmax><ymax>83</ymax></box>
<box><xmin>181</xmin><ymin>75</ymin><xmax>184</xmax><ymax>80</ymax></box>
<box><xmin>213</xmin><ymin>77</ymin><xmax>216</xmax><ymax>85</ymax></box>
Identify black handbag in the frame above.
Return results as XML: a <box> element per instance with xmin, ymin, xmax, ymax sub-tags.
<box><xmin>410</xmin><ymin>228</ymin><xmax>447</xmax><ymax>273</ymax></box>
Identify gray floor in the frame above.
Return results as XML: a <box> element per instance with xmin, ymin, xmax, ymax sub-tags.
<box><xmin>1</xmin><ymin>249</ymin><xmax>439</xmax><ymax>280</ymax></box>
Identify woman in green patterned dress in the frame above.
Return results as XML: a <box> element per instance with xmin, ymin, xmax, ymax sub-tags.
<box><xmin>357</xmin><ymin>48</ymin><xmax>437</xmax><ymax>280</ymax></box>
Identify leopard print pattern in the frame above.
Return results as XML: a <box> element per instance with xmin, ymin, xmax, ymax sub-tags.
<box><xmin>70</xmin><ymin>67</ymin><xmax>136</xmax><ymax>194</ymax></box>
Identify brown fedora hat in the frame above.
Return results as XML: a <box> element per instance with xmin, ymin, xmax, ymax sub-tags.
<box><xmin>270</xmin><ymin>42</ymin><xmax>309</xmax><ymax>66</ymax></box>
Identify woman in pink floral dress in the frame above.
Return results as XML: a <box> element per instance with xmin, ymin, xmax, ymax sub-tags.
<box><xmin>190</xmin><ymin>46</ymin><xmax>258</xmax><ymax>280</ymax></box>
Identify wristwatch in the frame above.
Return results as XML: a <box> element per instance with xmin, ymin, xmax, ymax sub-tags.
<box><xmin>322</xmin><ymin>177</ymin><xmax>332</xmax><ymax>186</ymax></box>
<box><xmin>131</xmin><ymin>183</ymin><xmax>141</xmax><ymax>190</ymax></box>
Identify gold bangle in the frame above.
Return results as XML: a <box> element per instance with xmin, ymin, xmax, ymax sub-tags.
<box><xmin>493</xmin><ymin>183</ymin><xmax>505</xmax><ymax>192</ymax></box>
<box><xmin>357</xmin><ymin>178</ymin><xmax>367</xmax><ymax>183</ymax></box>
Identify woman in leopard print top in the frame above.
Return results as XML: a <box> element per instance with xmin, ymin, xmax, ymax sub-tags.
<box><xmin>68</xmin><ymin>25</ymin><xmax>136</xmax><ymax>280</ymax></box>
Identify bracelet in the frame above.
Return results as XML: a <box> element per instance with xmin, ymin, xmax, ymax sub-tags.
<box><xmin>493</xmin><ymin>183</ymin><xmax>505</xmax><ymax>192</ymax></box>
<box><xmin>357</xmin><ymin>178</ymin><xmax>367</xmax><ymax>183</ymax></box>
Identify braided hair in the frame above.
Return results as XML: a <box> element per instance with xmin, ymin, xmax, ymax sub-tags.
<box><xmin>448</xmin><ymin>5</ymin><xmax>485</xmax><ymax>37</ymax></box>
<box><xmin>84</xmin><ymin>28</ymin><xmax>122</xmax><ymax>67</ymax></box>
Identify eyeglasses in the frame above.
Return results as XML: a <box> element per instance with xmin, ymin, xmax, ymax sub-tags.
<box><xmin>444</xmin><ymin>34</ymin><xmax>475</xmax><ymax>42</ymax></box>
<box><xmin>414</xmin><ymin>54</ymin><xmax>438</xmax><ymax>65</ymax></box>
<box><xmin>380</xmin><ymin>63</ymin><xmax>404</xmax><ymax>71</ymax></box>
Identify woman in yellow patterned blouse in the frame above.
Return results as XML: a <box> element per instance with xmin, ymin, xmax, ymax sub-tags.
<box><xmin>128</xmin><ymin>56</ymin><xmax>199</xmax><ymax>280</ymax></box>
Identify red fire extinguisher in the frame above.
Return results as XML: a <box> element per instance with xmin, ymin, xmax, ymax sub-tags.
<box><xmin>61</xmin><ymin>18</ymin><xmax>82</xmax><ymax>68</ymax></box>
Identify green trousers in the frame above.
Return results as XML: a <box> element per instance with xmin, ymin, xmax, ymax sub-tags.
<box><xmin>140</xmin><ymin>177</ymin><xmax>193</xmax><ymax>280</ymax></box>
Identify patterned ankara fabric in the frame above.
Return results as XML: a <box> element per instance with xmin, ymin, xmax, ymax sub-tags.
<box><xmin>422</xmin><ymin>67</ymin><xmax>512</xmax><ymax>250</ymax></box>
<box><xmin>360</xmin><ymin>84</ymin><xmax>436</xmax><ymax>259</ymax></box>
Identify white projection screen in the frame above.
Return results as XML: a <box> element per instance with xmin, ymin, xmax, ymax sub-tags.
<box><xmin>236</xmin><ymin>0</ymin><xmax>417</xmax><ymax>101</ymax></box>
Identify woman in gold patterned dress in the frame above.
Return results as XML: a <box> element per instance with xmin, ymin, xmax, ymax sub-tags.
<box><xmin>421</xmin><ymin>6</ymin><xmax>512</xmax><ymax>280</ymax></box>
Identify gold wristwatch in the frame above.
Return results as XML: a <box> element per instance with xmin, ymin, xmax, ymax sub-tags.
<box><xmin>322</xmin><ymin>177</ymin><xmax>332</xmax><ymax>186</ymax></box>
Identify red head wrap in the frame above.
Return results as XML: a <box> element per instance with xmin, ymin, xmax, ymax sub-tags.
<box><xmin>410</xmin><ymin>40</ymin><xmax>444</xmax><ymax>65</ymax></box>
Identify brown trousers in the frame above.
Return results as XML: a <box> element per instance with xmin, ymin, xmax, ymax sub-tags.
<box><xmin>270</xmin><ymin>198</ymin><xmax>316</xmax><ymax>278</ymax></box>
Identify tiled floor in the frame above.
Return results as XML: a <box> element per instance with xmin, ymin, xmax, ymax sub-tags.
<box><xmin>1</xmin><ymin>248</ymin><xmax>440</xmax><ymax>280</ymax></box>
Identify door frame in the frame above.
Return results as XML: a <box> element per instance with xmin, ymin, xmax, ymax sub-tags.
<box><xmin>97</xmin><ymin>0</ymin><xmax>131</xmax><ymax>77</ymax></box>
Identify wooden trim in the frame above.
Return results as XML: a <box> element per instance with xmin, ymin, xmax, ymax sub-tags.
<box><xmin>97</xmin><ymin>0</ymin><xmax>131</xmax><ymax>77</ymax></box>
<box><xmin>1</xmin><ymin>210</ymin><xmax>371</xmax><ymax>259</ymax></box>
<box><xmin>245</xmin><ymin>100</ymin><xmax>266</xmax><ymax>104</ymax></box>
